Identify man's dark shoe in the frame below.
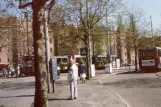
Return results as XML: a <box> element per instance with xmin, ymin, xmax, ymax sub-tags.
<box><xmin>69</xmin><ymin>97</ymin><xmax>74</xmax><ymax>100</ymax></box>
<box><xmin>74</xmin><ymin>97</ymin><xmax>77</xmax><ymax>99</ymax></box>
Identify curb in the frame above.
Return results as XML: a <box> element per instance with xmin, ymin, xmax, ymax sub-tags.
<box><xmin>97</xmin><ymin>75</ymin><xmax>131</xmax><ymax>107</ymax></box>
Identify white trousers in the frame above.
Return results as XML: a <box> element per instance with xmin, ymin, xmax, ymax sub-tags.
<box><xmin>69</xmin><ymin>80</ymin><xmax>78</xmax><ymax>99</ymax></box>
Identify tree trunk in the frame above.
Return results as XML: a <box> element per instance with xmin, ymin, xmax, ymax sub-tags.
<box><xmin>32</xmin><ymin>3</ymin><xmax>48</xmax><ymax>107</ymax></box>
<box><xmin>135</xmin><ymin>48</ymin><xmax>138</xmax><ymax>72</ymax></box>
<box><xmin>84</xmin><ymin>38</ymin><xmax>90</xmax><ymax>79</ymax></box>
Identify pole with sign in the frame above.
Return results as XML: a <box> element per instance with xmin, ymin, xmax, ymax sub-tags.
<box><xmin>49</xmin><ymin>57</ymin><xmax>58</xmax><ymax>93</ymax></box>
<box><xmin>80</xmin><ymin>48</ymin><xmax>87</xmax><ymax>56</ymax></box>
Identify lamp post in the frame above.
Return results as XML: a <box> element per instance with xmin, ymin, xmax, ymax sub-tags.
<box><xmin>105</xmin><ymin>7</ymin><xmax>111</xmax><ymax>64</ymax></box>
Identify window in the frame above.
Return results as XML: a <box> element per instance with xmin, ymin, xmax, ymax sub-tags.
<box><xmin>7</xmin><ymin>48</ymin><xmax>10</xmax><ymax>52</ymax></box>
<box><xmin>125</xmin><ymin>52</ymin><xmax>126</xmax><ymax>56</ymax></box>
<box><xmin>50</xmin><ymin>48</ymin><xmax>52</xmax><ymax>52</ymax></box>
<box><xmin>50</xmin><ymin>38</ymin><xmax>52</xmax><ymax>44</ymax></box>
<box><xmin>17</xmin><ymin>19</ymin><xmax>21</xmax><ymax>25</ymax></box>
<box><xmin>7</xmin><ymin>36</ymin><xmax>10</xmax><ymax>40</ymax></box>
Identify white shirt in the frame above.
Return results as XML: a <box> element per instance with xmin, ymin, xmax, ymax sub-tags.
<box><xmin>68</xmin><ymin>64</ymin><xmax>78</xmax><ymax>81</ymax></box>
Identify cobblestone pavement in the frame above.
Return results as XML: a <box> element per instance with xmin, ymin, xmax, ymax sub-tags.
<box><xmin>101</xmin><ymin>70</ymin><xmax>161</xmax><ymax>107</ymax></box>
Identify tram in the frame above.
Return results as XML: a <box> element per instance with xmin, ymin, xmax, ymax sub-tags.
<box><xmin>139</xmin><ymin>47</ymin><xmax>161</xmax><ymax>72</ymax></box>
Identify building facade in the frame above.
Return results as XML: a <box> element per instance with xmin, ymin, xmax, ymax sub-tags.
<box><xmin>0</xmin><ymin>16</ymin><xmax>55</xmax><ymax>67</ymax></box>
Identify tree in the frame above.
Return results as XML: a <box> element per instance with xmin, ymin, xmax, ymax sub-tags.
<box><xmin>125</xmin><ymin>13</ymin><xmax>147</xmax><ymax>72</ymax></box>
<box><xmin>91</xmin><ymin>27</ymin><xmax>107</xmax><ymax>55</ymax></box>
<box><xmin>17</xmin><ymin>0</ymin><xmax>56</xmax><ymax>107</ymax></box>
<box><xmin>61</xmin><ymin>0</ymin><xmax>123</xmax><ymax>79</ymax></box>
<box><xmin>0</xmin><ymin>18</ymin><xmax>13</xmax><ymax>48</ymax></box>
<box><xmin>50</xmin><ymin>23</ymin><xmax>80</xmax><ymax>55</ymax></box>
<box><xmin>116</xmin><ymin>15</ymin><xmax>124</xmax><ymax>63</ymax></box>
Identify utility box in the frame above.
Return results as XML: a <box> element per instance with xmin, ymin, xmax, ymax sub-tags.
<box><xmin>105</xmin><ymin>63</ymin><xmax>112</xmax><ymax>73</ymax></box>
<box><xmin>116</xmin><ymin>59</ymin><xmax>120</xmax><ymax>68</ymax></box>
<box><xmin>91</xmin><ymin>64</ymin><xmax>95</xmax><ymax>77</ymax></box>
<box><xmin>50</xmin><ymin>57</ymin><xmax>58</xmax><ymax>80</ymax></box>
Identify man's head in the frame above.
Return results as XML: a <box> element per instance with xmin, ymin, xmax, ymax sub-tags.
<box><xmin>69</xmin><ymin>55</ymin><xmax>76</xmax><ymax>65</ymax></box>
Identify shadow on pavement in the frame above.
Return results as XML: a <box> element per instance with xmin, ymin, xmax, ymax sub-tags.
<box><xmin>96</xmin><ymin>72</ymin><xmax>105</xmax><ymax>75</ymax></box>
<box><xmin>48</xmin><ymin>98</ymin><xmax>69</xmax><ymax>101</ymax></box>
<box><xmin>103</xmin><ymin>77</ymin><xmax>161</xmax><ymax>88</ymax></box>
<box><xmin>55</xmin><ymin>80</ymin><xmax>85</xmax><ymax>86</ymax></box>
<box><xmin>55</xmin><ymin>80</ymin><xmax>69</xmax><ymax>86</ymax></box>
<box><xmin>0</xmin><ymin>81</ymin><xmax>34</xmax><ymax>91</ymax></box>
<box><xmin>0</xmin><ymin>95</ymin><xmax>34</xmax><ymax>98</ymax></box>
<box><xmin>116</xmin><ymin>71</ymin><xmax>158</xmax><ymax>75</ymax></box>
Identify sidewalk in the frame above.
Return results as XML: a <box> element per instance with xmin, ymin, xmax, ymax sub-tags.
<box><xmin>48</xmin><ymin>72</ymin><xmax>128</xmax><ymax>107</ymax></box>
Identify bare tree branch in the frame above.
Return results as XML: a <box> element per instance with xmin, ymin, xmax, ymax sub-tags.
<box><xmin>47</xmin><ymin>0</ymin><xmax>56</xmax><ymax>22</ymax></box>
<box><xmin>19</xmin><ymin>0</ymin><xmax>32</xmax><ymax>9</ymax></box>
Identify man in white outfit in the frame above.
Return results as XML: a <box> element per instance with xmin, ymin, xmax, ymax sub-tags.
<box><xmin>67</xmin><ymin>55</ymin><xmax>78</xmax><ymax>100</ymax></box>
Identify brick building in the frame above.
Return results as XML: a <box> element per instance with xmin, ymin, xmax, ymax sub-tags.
<box><xmin>0</xmin><ymin>16</ymin><xmax>55</xmax><ymax>67</ymax></box>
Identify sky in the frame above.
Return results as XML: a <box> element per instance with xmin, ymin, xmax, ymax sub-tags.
<box><xmin>1</xmin><ymin>0</ymin><xmax>161</xmax><ymax>29</ymax></box>
<box><xmin>126</xmin><ymin>0</ymin><xmax>161</xmax><ymax>29</ymax></box>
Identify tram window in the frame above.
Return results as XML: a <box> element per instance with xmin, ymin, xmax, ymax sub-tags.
<box><xmin>148</xmin><ymin>51</ymin><xmax>154</xmax><ymax>57</ymax></box>
<box><xmin>142</xmin><ymin>51</ymin><xmax>147</xmax><ymax>57</ymax></box>
<box><xmin>139</xmin><ymin>51</ymin><xmax>143</xmax><ymax>57</ymax></box>
<box><xmin>102</xmin><ymin>57</ymin><xmax>107</xmax><ymax>62</ymax></box>
<box><xmin>145</xmin><ymin>51</ymin><xmax>148</xmax><ymax>57</ymax></box>
<box><xmin>62</xmin><ymin>58</ymin><xmax>67</xmax><ymax>63</ymax></box>
<box><xmin>98</xmin><ymin>57</ymin><xmax>101</xmax><ymax>62</ymax></box>
<box><xmin>140</xmin><ymin>51</ymin><xmax>143</xmax><ymax>57</ymax></box>
<box><xmin>57</xmin><ymin>58</ymin><xmax>61</xmax><ymax>64</ymax></box>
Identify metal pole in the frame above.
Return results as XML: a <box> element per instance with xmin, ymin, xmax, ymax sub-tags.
<box><xmin>44</xmin><ymin>12</ymin><xmax>51</xmax><ymax>93</ymax></box>
<box><xmin>150</xmin><ymin>16</ymin><xmax>154</xmax><ymax>47</ymax></box>
<box><xmin>52</xmin><ymin>80</ymin><xmax>55</xmax><ymax>93</ymax></box>
<box><xmin>105</xmin><ymin>6</ymin><xmax>111</xmax><ymax>63</ymax></box>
